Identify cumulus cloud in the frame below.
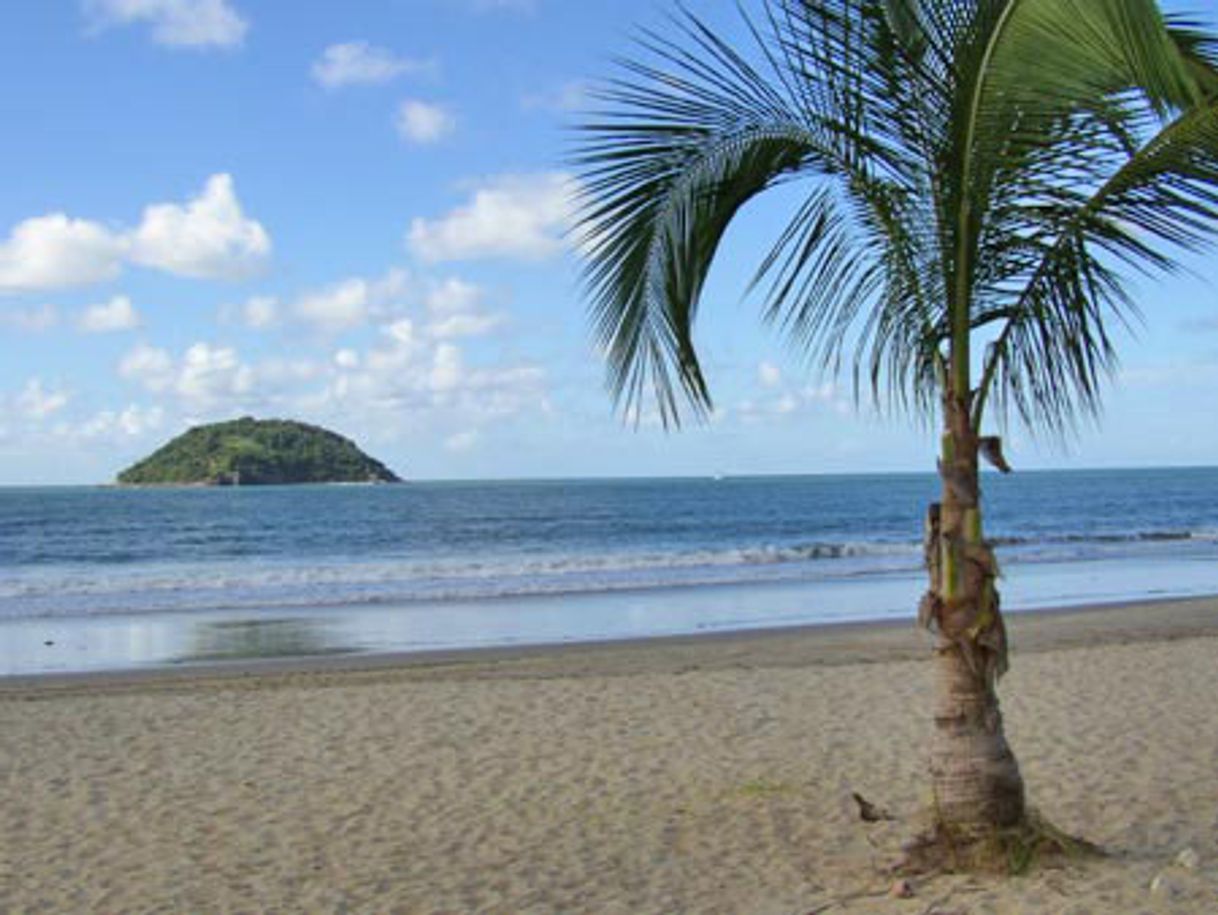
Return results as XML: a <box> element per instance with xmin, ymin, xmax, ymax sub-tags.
<box><xmin>94</xmin><ymin>311</ymin><xmax>551</xmax><ymax>457</ymax></box>
<box><xmin>425</xmin><ymin>277</ymin><xmax>482</xmax><ymax>314</ymax></box>
<box><xmin>313</xmin><ymin>305</ymin><xmax>548</xmax><ymax>433</ymax></box>
<box><xmin>130</xmin><ymin>174</ymin><xmax>270</xmax><ymax>280</ymax></box>
<box><xmin>0</xmin><ymin>174</ymin><xmax>269</xmax><ymax>291</ymax></box>
<box><xmin>119</xmin><ymin>343</ymin><xmax>175</xmax><ymax>391</ymax></box>
<box><xmin>77</xmin><ymin>404</ymin><xmax>165</xmax><ymax>439</ymax></box>
<box><xmin>84</xmin><ymin>0</ymin><xmax>248</xmax><ymax>49</ymax></box>
<box><xmin>406</xmin><ymin>172</ymin><xmax>575</xmax><ymax>262</ymax></box>
<box><xmin>232</xmin><ymin>294</ymin><xmax>278</xmax><ymax>329</ymax></box>
<box><xmin>427</xmin><ymin>312</ymin><xmax>503</xmax><ymax>339</ymax></box>
<box><xmin>737</xmin><ymin>380</ymin><xmax>850</xmax><ymax>423</ymax></box>
<box><xmin>395</xmin><ymin>100</ymin><xmax>456</xmax><ymax>144</ymax></box>
<box><xmin>294</xmin><ymin>282</ymin><xmax>370</xmax><ymax>336</ymax></box>
<box><xmin>429</xmin><ymin>343</ymin><xmax>464</xmax><ymax>391</ymax></box>
<box><xmin>0</xmin><ymin>214</ymin><xmax>128</xmax><ymax>292</ymax></box>
<box><xmin>383</xmin><ymin>317</ymin><xmax>417</xmax><ymax>348</ymax></box>
<box><xmin>99</xmin><ymin>258</ymin><xmax>542</xmax><ymax>449</ymax></box>
<box><xmin>77</xmin><ymin>294</ymin><xmax>141</xmax><ymax>333</ymax></box>
<box><xmin>291</xmin><ymin>268</ymin><xmax>412</xmax><ymax>332</ymax></box>
<box><xmin>758</xmin><ymin>361</ymin><xmax>782</xmax><ymax>388</ymax></box>
<box><xmin>119</xmin><ymin>341</ymin><xmax>328</xmax><ymax>417</ymax></box>
<box><xmin>173</xmin><ymin>342</ymin><xmax>254</xmax><ymax>405</ymax></box>
<box><xmin>284</xmin><ymin>267</ymin><xmax>501</xmax><ymax>338</ymax></box>
<box><xmin>312</xmin><ymin>41</ymin><xmax>430</xmax><ymax>88</ymax></box>
<box><xmin>16</xmin><ymin>378</ymin><xmax>70</xmax><ymax>420</ymax></box>
<box><xmin>419</xmin><ymin>276</ymin><xmax>501</xmax><ymax>337</ymax></box>
<box><xmin>294</xmin><ymin>278</ymin><xmax>373</xmax><ymax>332</ymax></box>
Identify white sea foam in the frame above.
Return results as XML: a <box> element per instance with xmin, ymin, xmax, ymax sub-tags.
<box><xmin>2</xmin><ymin>528</ymin><xmax>1216</xmax><ymax>620</ymax></box>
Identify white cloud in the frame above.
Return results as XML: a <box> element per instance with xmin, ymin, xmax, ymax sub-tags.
<box><xmin>119</xmin><ymin>343</ymin><xmax>175</xmax><ymax>391</ymax></box>
<box><xmin>466</xmin><ymin>365</ymin><xmax>547</xmax><ymax>416</ymax></box>
<box><xmin>758</xmin><ymin>361</ymin><xmax>782</xmax><ymax>388</ymax></box>
<box><xmin>368</xmin><ymin>267</ymin><xmax>412</xmax><ymax>303</ymax></box>
<box><xmin>120</xmin><ymin>341</ymin><xmax>327</xmax><ymax>418</ymax></box>
<box><xmin>87</xmin><ymin>260</ymin><xmax>544</xmax><ymax>450</ymax></box>
<box><xmin>406</xmin><ymin>172</ymin><xmax>575</xmax><ymax>262</ymax></box>
<box><xmin>177</xmin><ymin>342</ymin><xmax>254</xmax><ymax>404</ymax></box>
<box><xmin>314</xmin><ymin>309</ymin><xmax>548</xmax><ymax>431</ymax></box>
<box><xmin>395</xmin><ymin>100</ymin><xmax>456</xmax><ymax>144</ymax></box>
<box><xmin>801</xmin><ymin>381</ymin><xmax>850</xmax><ymax>414</ymax></box>
<box><xmin>279</xmin><ymin>267</ymin><xmax>501</xmax><ymax>338</ymax></box>
<box><xmin>77</xmin><ymin>404</ymin><xmax>164</xmax><ymax>438</ymax></box>
<box><xmin>428</xmin><ymin>312</ymin><xmax>503</xmax><ymax>339</ymax></box>
<box><xmin>130</xmin><ymin>174</ymin><xmax>270</xmax><ymax>280</ymax></box>
<box><xmin>429</xmin><ymin>343</ymin><xmax>464</xmax><ymax>391</ymax></box>
<box><xmin>425</xmin><ymin>277</ymin><xmax>482</xmax><ymax>314</ymax></box>
<box><xmin>384</xmin><ymin>317</ymin><xmax>417</xmax><ymax>347</ymax></box>
<box><xmin>444</xmin><ymin>429</ymin><xmax>480</xmax><ymax>452</ymax></box>
<box><xmin>312</xmin><ymin>41</ymin><xmax>430</xmax><ymax>88</ymax></box>
<box><xmin>0</xmin><ymin>214</ymin><xmax>128</xmax><ymax>292</ymax></box>
<box><xmin>419</xmin><ymin>277</ymin><xmax>501</xmax><ymax>338</ymax></box>
<box><xmin>17</xmin><ymin>378</ymin><xmax>70</xmax><ymax>419</ymax></box>
<box><xmin>0</xmin><ymin>174</ymin><xmax>270</xmax><ymax>291</ymax></box>
<box><xmin>77</xmin><ymin>294</ymin><xmax>140</xmax><ymax>333</ymax></box>
<box><xmin>737</xmin><ymin>379</ymin><xmax>850</xmax><ymax>423</ymax></box>
<box><xmin>292</xmin><ymin>268</ymin><xmax>413</xmax><ymax>332</ymax></box>
<box><xmin>1</xmin><ymin>303</ymin><xmax>59</xmax><ymax>332</ymax></box>
<box><xmin>237</xmin><ymin>293</ymin><xmax>276</xmax><ymax>328</ymax></box>
<box><xmin>294</xmin><ymin>277</ymin><xmax>371</xmax><ymax>332</ymax></box>
<box><xmin>84</xmin><ymin>0</ymin><xmax>248</xmax><ymax>49</ymax></box>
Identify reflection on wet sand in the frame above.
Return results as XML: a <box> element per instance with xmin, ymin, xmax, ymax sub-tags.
<box><xmin>177</xmin><ymin>617</ymin><xmax>357</xmax><ymax>663</ymax></box>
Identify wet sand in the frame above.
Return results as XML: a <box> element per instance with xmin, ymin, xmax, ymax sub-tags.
<box><xmin>3</xmin><ymin>597</ymin><xmax>1217</xmax><ymax>913</ymax></box>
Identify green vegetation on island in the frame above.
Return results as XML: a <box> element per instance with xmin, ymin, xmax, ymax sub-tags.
<box><xmin>116</xmin><ymin>417</ymin><xmax>401</xmax><ymax>486</ymax></box>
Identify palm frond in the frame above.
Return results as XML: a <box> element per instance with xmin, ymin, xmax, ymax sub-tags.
<box><xmin>1165</xmin><ymin>15</ymin><xmax>1218</xmax><ymax>97</ymax></box>
<box><xmin>975</xmin><ymin>96</ymin><xmax>1218</xmax><ymax>431</ymax></box>
<box><xmin>574</xmin><ymin>0</ymin><xmax>1218</xmax><ymax>439</ymax></box>
<box><xmin>573</xmin><ymin>2</ymin><xmax>929</xmax><ymax>424</ymax></box>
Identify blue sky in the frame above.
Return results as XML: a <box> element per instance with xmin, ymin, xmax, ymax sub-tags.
<box><xmin>1</xmin><ymin>0</ymin><xmax>1216</xmax><ymax>484</ymax></box>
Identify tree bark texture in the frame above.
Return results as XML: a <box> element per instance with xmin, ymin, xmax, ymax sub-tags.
<box><xmin>920</xmin><ymin>393</ymin><xmax>1026</xmax><ymax>834</ymax></box>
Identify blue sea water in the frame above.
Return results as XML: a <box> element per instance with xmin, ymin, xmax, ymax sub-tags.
<box><xmin>2</xmin><ymin>468</ymin><xmax>1217</xmax><ymax>675</ymax></box>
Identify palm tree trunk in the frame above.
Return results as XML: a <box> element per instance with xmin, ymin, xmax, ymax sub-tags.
<box><xmin>922</xmin><ymin>392</ymin><xmax>1025</xmax><ymax>834</ymax></box>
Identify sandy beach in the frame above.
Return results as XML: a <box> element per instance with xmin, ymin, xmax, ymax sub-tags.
<box><xmin>3</xmin><ymin>597</ymin><xmax>1217</xmax><ymax>913</ymax></box>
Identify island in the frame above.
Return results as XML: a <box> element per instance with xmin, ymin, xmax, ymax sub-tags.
<box><xmin>116</xmin><ymin>417</ymin><xmax>402</xmax><ymax>485</ymax></box>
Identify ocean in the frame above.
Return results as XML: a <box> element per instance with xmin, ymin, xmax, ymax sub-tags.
<box><xmin>2</xmin><ymin>468</ymin><xmax>1217</xmax><ymax>675</ymax></box>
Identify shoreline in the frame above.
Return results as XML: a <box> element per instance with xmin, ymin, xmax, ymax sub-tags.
<box><xmin>4</xmin><ymin>593</ymin><xmax>1217</xmax><ymax>911</ymax></box>
<box><xmin>5</xmin><ymin>593</ymin><xmax>1216</xmax><ymax>695</ymax></box>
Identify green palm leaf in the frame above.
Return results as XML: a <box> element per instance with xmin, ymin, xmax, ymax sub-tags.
<box><xmin>574</xmin><ymin>0</ymin><xmax>1218</xmax><ymax>432</ymax></box>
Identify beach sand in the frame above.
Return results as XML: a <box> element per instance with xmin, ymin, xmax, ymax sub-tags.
<box><xmin>3</xmin><ymin>597</ymin><xmax>1217</xmax><ymax>913</ymax></box>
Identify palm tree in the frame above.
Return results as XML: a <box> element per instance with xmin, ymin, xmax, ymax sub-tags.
<box><xmin>574</xmin><ymin>0</ymin><xmax>1218</xmax><ymax>839</ymax></box>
